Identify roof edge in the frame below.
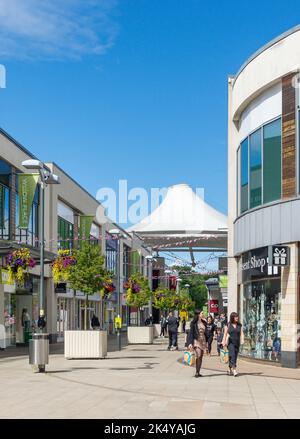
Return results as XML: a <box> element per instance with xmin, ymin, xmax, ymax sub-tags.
<box><xmin>233</xmin><ymin>24</ymin><xmax>300</xmax><ymax>85</ymax></box>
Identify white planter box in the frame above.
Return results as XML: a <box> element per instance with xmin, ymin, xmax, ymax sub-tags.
<box><xmin>127</xmin><ymin>326</ymin><xmax>154</xmax><ymax>344</ymax></box>
<box><xmin>64</xmin><ymin>330</ymin><xmax>107</xmax><ymax>359</ymax></box>
<box><xmin>153</xmin><ymin>324</ymin><xmax>161</xmax><ymax>338</ymax></box>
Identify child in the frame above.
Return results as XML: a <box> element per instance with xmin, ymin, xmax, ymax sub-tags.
<box><xmin>216</xmin><ymin>327</ymin><xmax>223</xmax><ymax>356</ymax></box>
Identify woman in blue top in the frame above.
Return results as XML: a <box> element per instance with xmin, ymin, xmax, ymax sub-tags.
<box><xmin>222</xmin><ymin>312</ymin><xmax>244</xmax><ymax>377</ymax></box>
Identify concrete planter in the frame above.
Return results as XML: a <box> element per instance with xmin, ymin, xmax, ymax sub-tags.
<box><xmin>64</xmin><ymin>330</ymin><xmax>107</xmax><ymax>359</ymax></box>
<box><xmin>127</xmin><ymin>326</ymin><xmax>153</xmax><ymax>344</ymax></box>
<box><xmin>153</xmin><ymin>324</ymin><xmax>161</xmax><ymax>338</ymax></box>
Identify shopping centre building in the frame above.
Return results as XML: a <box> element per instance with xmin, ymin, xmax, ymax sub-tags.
<box><xmin>0</xmin><ymin>128</ymin><xmax>152</xmax><ymax>348</ymax></box>
<box><xmin>228</xmin><ymin>25</ymin><xmax>300</xmax><ymax>367</ymax></box>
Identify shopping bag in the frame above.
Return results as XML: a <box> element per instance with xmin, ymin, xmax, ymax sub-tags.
<box><xmin>220</xmin><ymin>347</ymin><xmax>229</xmax><ymax>364</ymax></box>
<box><xmin>183</xmin><ymin>350</ymin><xmax>195</xmax><ymax>366</ymax></box>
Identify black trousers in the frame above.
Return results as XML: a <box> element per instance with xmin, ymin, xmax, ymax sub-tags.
<box><xmin>228</xmin><ymin>342</ymin><xmax>239</xmax><ymax>368</ymax></box>
<box><xmin>207</xmin><ymin>336</ymin><xmax>213</xmax><ymax>354</ymax></box>
<box><xmin>160</xmin><ymin>326</ymin><xmax>165</xmax><ymax>336</ymax></box>
<box><xmin>168</xmin><ymin>330</ymin><xmax>178</xmax><ymax>348</ymax></box>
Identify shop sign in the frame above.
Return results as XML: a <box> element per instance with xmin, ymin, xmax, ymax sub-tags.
<box><xmin>241</xmin><ymin>247</ymin><xmax>280</xmax><ymax>282</ymax></box>
<box><xmin>268</xmin><ymin>245</ymin><xmax>290</xmax><ymax>267</ymax></box>
<box><xmin>209</xmin><ymin>300</ymin><xmax>219</xmax><ymax>313</ymax></box>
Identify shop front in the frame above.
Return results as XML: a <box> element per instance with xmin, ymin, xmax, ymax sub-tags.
<box><xmin>239</xmin><ymin>246</ymin><xmax>283</xmax><ymax>363</ymax></box>
<box><xmin>2</xmin><ymin>270</ymin><xmax>40</xmax><ymax>346</ymax></box>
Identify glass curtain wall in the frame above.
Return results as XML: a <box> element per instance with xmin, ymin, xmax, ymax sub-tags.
<box><xmin>249</xmin><ymin>129</ymin><xmax>262</xmax><ymax>208</ymax></box>
<box><xmin>263</xmin><ymin>119</ymin><xmax>281</xmax><ymax>203</ymax></box>
<box><xmin>238</xmin><ymin>117</ymin><xmax>282</xmax><ymax>215</ymax></box>
<box><xmin>241</xmin><ymin>138</ymin><xmax>249</xmax><ymax>213</ymax></box>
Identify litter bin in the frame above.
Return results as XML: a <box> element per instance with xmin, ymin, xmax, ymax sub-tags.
<box><xmin>29</xmin><ymin>333</ymin><xmax>49</xmax><ymax>373</ymax></box>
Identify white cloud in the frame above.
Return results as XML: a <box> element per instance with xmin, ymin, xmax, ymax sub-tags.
<box><xmin>0</xmin><ymin>0</ymin><xmax>119</xmax><ymax>60</ymax></box>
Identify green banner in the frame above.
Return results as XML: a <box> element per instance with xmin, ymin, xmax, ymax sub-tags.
<box><xmin>219</xmin><ymin>275</ymin><xmax>228</xmax><ymax>288</ymax></box>
<box><xmin>79</xmin><ymin>215</ymin><xmax>94</xmax><ymax>241</ymax></box>
<box><xmin>131</xmin><ymin>250</ymin><xmax>141</xmax><ymax>274</ymax></box>
<box><xmin>18</xmin><ymin>174</ymin><xmax>39</xmax><ymax>229</ymax></box>
<box><xmin>0</xmin><ymin>185</ymin><xmax>5</xmax><ymax>228</ymax></box>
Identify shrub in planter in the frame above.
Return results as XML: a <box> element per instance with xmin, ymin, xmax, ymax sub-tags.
<box><xmin>67</xmin><ymin>243</ymin><xmax>113</xmax><ymax>330</ymax></box>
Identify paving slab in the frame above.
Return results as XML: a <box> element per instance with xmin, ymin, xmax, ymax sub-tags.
<box><xmin>1</xmin><ymin>333</ymin><xmax>300</xmax><ymax>419</ymax></box>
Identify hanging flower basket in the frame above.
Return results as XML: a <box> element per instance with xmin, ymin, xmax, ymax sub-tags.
<box><xmin>52</xmin><ymin>249</ymin><xmax>76</xmax><ymax>284</ymax></box>
<box><xmin>6</xmin><ymin>248</ymin><xmax>36</xmax><ymax>286</ymax></box>
<box><xmin>124</xmin><ymin>273</ymin><xmax>152</xmax><ymax>308</ymax></box>
<box><xmin>100</xmin><ymin>278</ymin><xmax>116</xmax><ymax>299</ymax></box>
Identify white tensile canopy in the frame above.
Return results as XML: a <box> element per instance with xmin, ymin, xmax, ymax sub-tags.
<box><xmin>127</xmin><ymin>183</ymin><xmax>228</xmax><ymax>253</ymax></box>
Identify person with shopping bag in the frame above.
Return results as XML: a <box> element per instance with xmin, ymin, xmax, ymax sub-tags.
<box><xmin>222</xmin><ymin>312</ymin><xmax>244</xmax><ymax>377</ymax></box>
<box><xmin>187</xmin><ymin>309</ymin><xmax>207</xmax><ymax>378</ymax></box>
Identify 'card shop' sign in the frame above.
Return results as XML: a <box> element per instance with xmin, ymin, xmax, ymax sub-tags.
<box><xmin>241</xmin><ymin>247</ymin><xmax>280</xmax><ymax>282</ymax></box>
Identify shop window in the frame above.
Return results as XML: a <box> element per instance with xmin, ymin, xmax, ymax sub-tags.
<box><xmin>241</xmin><ymin>278</ymin><xmax>281</xmax><ymax>362</ymax></box>
<box><xmin>249</xmin><ymin>128</ymin><xmax>262</xmax><ymax>209</ymax></box>
<box><xmin>263</xmin><ymin>119</ymin><xmax>281</xmax><ymax>203</ymax></box>
<box><xmin>240</xmin><ymin>138</ymin><xmax>249</xmax><ymax>213</ymax></box>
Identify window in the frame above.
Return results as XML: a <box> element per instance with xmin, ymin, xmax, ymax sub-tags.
<box><xmin>0</xmin><ymin>184</ymin><xmax>9</xmax><ymax>239</ymax></box>
<box><xmin>15</xmin><ymin>175</ymin><xmax>39</xmax><ymax>246</ymax></box>
<box><xmin>58</xmin><ymin>216</ymin><xmax>74</xmax><ymax>250</ymax></box>
<box><xmin>241</xmin><ymin>138</ymin><xmax>249</xmax><ymax>213</ymax></box>
<box><xmin>0</xmin><ymin>159</ymin><xmax>11</xmax><ymax>239</ymax></box>
<box><xmin>249</xmin><ymin>128</ymin><xmax>262</xmax><ymax>208</ymax></box>
<box><xmin>238</xmin><ymin>118</ymin><xmax>281</xmax><ymax>214</ymax></box>
<box><xmin>105</xmin><ymin>244</ymin><xmax>117</xmax><ymax>274</ymax></box>
<box><xmin>263</xmin><ymin>119</ymin><xmax>281</xmax><ymax>203</ymax></box>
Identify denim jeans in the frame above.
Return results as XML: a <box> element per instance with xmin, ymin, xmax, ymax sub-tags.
<box><xmin>168</xmin><ymin>331</ymin><xmax>178</xmax><ymax>348</ymax></box>
<box><xmin>228</xmin><ymin>343</ymin><xmax>239</xmax><ymax>368</ymax></box>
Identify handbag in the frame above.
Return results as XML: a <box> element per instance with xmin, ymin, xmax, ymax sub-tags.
<box><xmin>183</xmin><ymin>350</ymin><xmax>196</xmax><ymax>367</ymax></box>
<box><xmin>220</xmin><ymin>347</ymin><xmax>229</xmax><ymax>364</ymax></box>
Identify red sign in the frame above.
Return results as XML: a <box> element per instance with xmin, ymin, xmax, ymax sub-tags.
<box><xmin>209</xmin><ymin>300</ymin><xmax>219</xmax><ymax>313</ymax></box>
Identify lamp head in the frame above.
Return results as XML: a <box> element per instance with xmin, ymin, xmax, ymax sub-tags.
<box><xmin>22</xmin><ymin>159</ymin><xmax>43</xmax><ymax>170</ymax></box>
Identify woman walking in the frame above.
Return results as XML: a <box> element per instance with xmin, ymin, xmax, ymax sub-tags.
<box><xmin>205</xmin><ymin>315</ymin><xmax>216</xmax><ymax>356</ymax></box>
<box><xmin>187</xmin><ymin>310</ymin><xmax>207</xmax><ymax>378</ymax></box>
<box><xmin>222</xmin><ymin>312</ymin><xmax>244</xmax><ymax>377</ymax></box>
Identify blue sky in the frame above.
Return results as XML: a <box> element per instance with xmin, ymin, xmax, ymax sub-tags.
<box><xmin>1</xmin><ymin>0</ymin><xmax>300</xmax><ymax>241</ymax></box>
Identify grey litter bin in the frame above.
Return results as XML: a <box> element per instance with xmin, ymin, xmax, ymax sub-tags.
<box><xmin>29</xmin><ymin>333</ymin><xmax>49</xmax><ymax>373</ymax></box>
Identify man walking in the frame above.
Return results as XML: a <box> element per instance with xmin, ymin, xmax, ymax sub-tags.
<box><xmin>166</xmin><ymin>311</ymin><xmax>179</xmax><ymax>351</ymax></box>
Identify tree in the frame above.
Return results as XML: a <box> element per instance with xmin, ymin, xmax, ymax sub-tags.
<box><xmin>68</xmin><ymin>243</ymin><xmax>112</xmax><ymax>330</ymax></box>
<box><xmin>171</xmin><ymin>265</ymin><xmax>215</xmax><ymax>310</ymax></box>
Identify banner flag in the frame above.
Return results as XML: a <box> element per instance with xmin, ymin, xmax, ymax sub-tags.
<box><xmin>131</xmin><ymin>250</ymin><xmax>141</xmax><ymax>274</ymax></box>
<box><xmin>18</xmin><ymin>174</ymin><xmax>39</xmax><ymax>229</ymax></box>
<box><xmin>79</xmin><ymin>215</ymin><xmax>94</xmax><ymax>242</ymax></box>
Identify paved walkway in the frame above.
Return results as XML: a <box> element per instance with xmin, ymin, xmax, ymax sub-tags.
<box><xmin>1</xmin><ymin>334</ymin><xmax>300</xmax><ymax>419</ymax></box>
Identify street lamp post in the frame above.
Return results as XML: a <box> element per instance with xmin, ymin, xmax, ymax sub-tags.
<box><xmin>109</xmin><ymin>229</ymin><xmax>122</xmax><ymax>351</ymax></box>
<box><xmin>22</xmin><ymin>160</ymin><xmax>60</xmax><ymax>372</ymax></box>
<box><xmin>145</xmin><ymin>255</ymin><xmax>155</xmax><ymax>324</ymax></box>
